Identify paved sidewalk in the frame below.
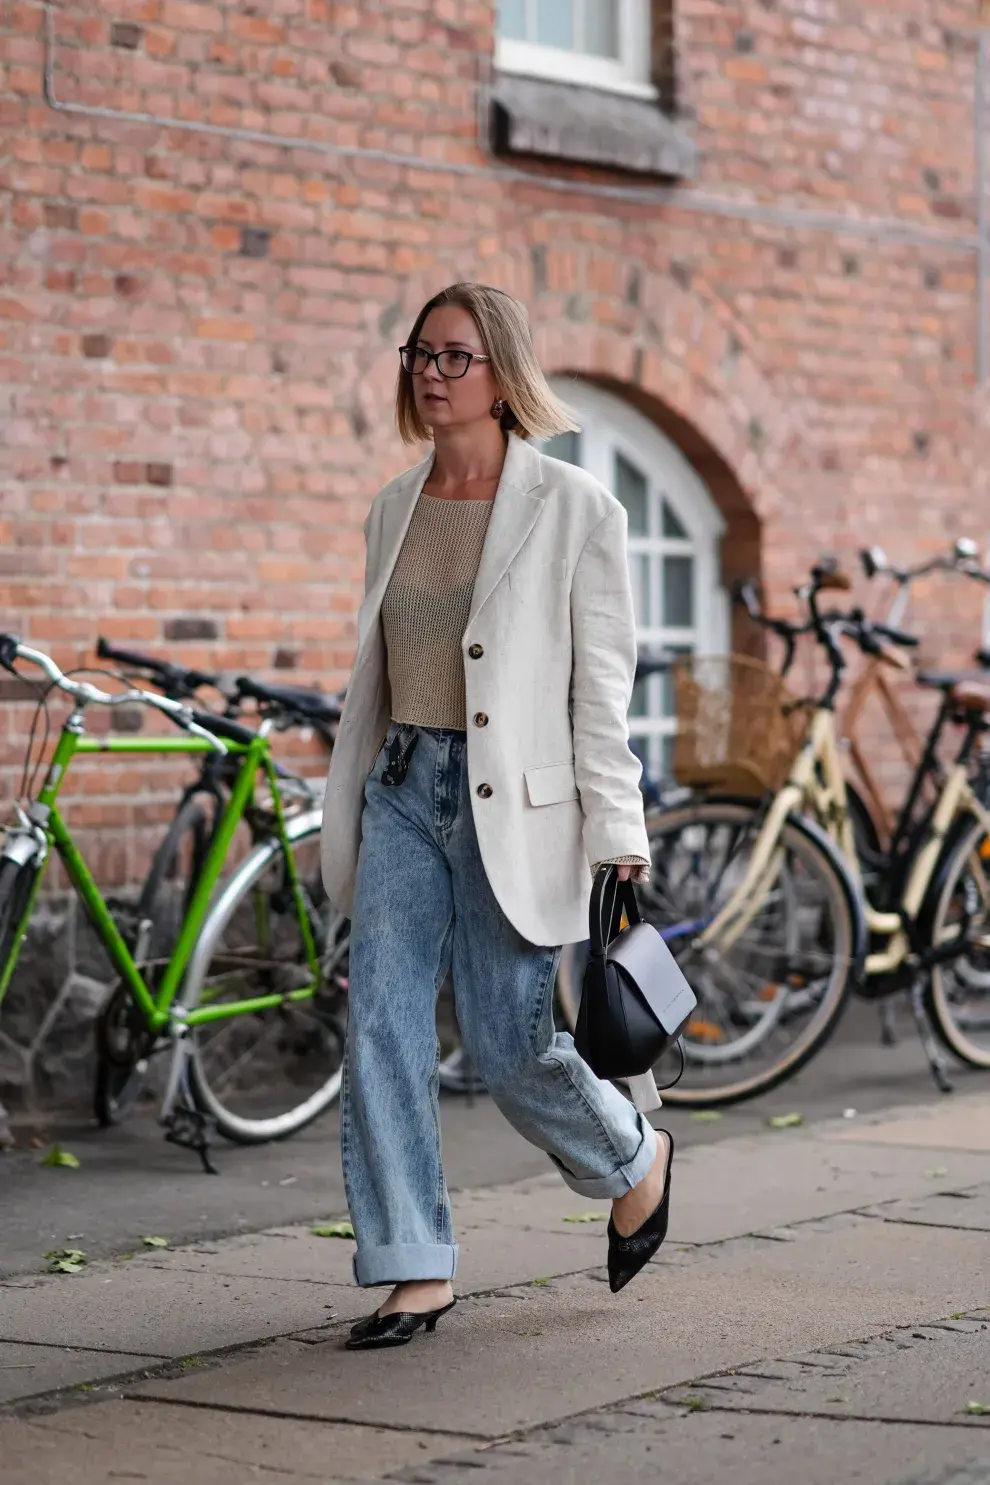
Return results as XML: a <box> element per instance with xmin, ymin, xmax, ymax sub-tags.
<box><xmin>2</xmin><ymin>1094</ymin><xmax>989</xmax><ymax>1483</ymax></box>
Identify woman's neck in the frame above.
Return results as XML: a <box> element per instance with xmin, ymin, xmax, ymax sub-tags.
<box><xmin>429</xmin><ymin>423</ymin><xmax>508</xmax><ymax>493</ymax></box>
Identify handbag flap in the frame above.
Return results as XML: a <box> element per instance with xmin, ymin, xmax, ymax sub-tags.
<box><xmin>607</xmin><ymin>922</ymin><xmax>697</xmax><ymax>1036</ymax></box>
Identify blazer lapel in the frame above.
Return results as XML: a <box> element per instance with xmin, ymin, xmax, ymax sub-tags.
<box><xmin>468</xmin><ymin>434</ymin><xmax>545</xmax><ymax>625</ymax></box>
<box><xmin>357</xmin><ymin>451</ymin><xmax>434</xmax><ymax>650</ymax></box>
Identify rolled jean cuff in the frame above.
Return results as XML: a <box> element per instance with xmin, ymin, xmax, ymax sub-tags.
<box><xmin>548</xmin><ymin>1116</ymin><xmax>657</xmax><ymax>1199</ymax></box>
<box><xmin>352</xmin><ymin>1241</ymin><xmax>459</xmax><ymax>1288</ymax></box>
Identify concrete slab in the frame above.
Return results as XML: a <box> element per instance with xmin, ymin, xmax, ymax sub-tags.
<box><xmin>139</xmin><ymin>1201</ymin><xmax>608</xmax><ymax>1298</ymax></box>
<box><xmin>663</xmin><ymin>1135</ymin><xmax>990</xmax><ymax>1245</ymax></box>
<box><xmin>825</xmin><ymin>1093</ymin><xmax>990</xmax><ymax>1153</ymax></box>
<box><xmin>128</xmin><ymin>1219</ymin><xmax>990</xmax><ymax>1438</ymax></box>
<box><xmin>0</xmin><ymin>1400</ymin><xmax>479</xmax><ymax>1485</ymax></box>
<box><xmin>0</xmin><ymin>1341</ymin><xmax>162</xmax><ymax>1405</ymax></box>
<box><xmin>0</xmin><ymin>1268</ymin><xmax>356</xmax><ymax>1356</ymax></box>
<box><xmin>652</xmin><ymin>1311</ymin><xmax>990</xmax><ymax>1426</ymax></box>
<box><xmin>865</xmin><ymin>1186</ymin><xmax>990</xmax><ymax>1233</ymax></box>
<box><xmin>377</xmin><ymin>1408</ymin><xmax>990</xmax><ymax>1485</ymax></box>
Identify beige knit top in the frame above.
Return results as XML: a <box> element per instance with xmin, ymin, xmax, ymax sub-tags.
<box><xmin>381</xmin><ymin>490</ymin><xmax>649</xmax><ymax>880</ymax></box>
<box><xmin>382</xmin><ymin>494</ymin><xmax>494</xmax><ymax>731</ymax></box>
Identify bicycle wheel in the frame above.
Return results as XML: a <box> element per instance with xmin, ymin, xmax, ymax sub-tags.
<box><xmin>926</xmin><ymin>814</ymin><xmax>990</xmax><ymax>1068</ymax></box>
<box><xmin>558</xmin><ymin>800</ymin><xmax>859</xmax><ymax>1105</ymax></box>
<box><xmin>94</xmin><ymin>794</ymin><xmax>217</xmax><ymax>1126</ymax></box>
<box><xmin>0</xmin><ymin>854</ymin><xmax>37</xmax><ymax>986</ymax></box>
<box><xmin>176</xmin><ymin>810</ymin><xmax>348</xmax><ymax>1142</ymax></box>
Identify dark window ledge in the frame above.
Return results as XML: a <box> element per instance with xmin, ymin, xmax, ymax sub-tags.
<box><xmin>490</xmin><ymin>71</ymin><xmax>697</xmax><ymax>181</ymax></box>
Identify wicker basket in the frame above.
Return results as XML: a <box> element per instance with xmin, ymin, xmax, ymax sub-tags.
<box><xmin>671</xmin><ymin>653</ymin><xmax>807</xmax><ymax>797</ymax></box>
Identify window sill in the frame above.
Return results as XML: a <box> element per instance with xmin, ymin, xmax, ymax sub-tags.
<box><xmin>496</xmin><ymin>38</ymin><xmax>656</xmax><ymax>100</ymax></box>
<box><xmin>490</xmin><ymin>71</ymin><xmax>697</xmax><ymax>181</ymax></box>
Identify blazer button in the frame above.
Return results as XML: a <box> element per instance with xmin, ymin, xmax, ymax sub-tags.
<box><xmin>468</xmin><ymin>643</ymin><xmax>484</xmax><ymax>659</ymax></box>
<box><xmin>476</xmin><ymin>782</ymin><xmax>493</xmax><ymax>799</ymax></box>
<box><xmin>473</xmin><ymin>712</ymin><xmax>489</xmax><ymax>728</ymax></box>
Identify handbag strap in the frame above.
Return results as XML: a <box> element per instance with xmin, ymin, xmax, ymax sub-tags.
<box><xmin>589</xmin><ymin>865</ymin><xmax>643</xmax><ymax>955</ymax></box>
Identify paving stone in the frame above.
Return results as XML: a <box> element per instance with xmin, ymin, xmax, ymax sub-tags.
<box><xmin>0</xmin><ymin>1399</ymin><xmax>480</xmax><ymax>1484</ymax></box>
<box><xmin>0</xmin><ymin>1268</ymin><xmax>356</xmax><ymax>1356</ymax></box>
<box><xmin>127</xmin><ymin>1221</ymin><xmax>990</xmax><ymax>1438</ymax></box>
<box><xmin>663</xmin><ymin>1135</ymin><xmax>990</xmax><ymax>1245</ymax></box>
<box><xmin>0</xmin><ymin>1342</ymin><xmax>162</xmax><ymax>1405</ymax></box>
<box><xmin>373</xmin><ymin>1409</ymin><xmax>990</xmax><ymax>1485</ymax></box>
<box><xmin>826</xmin><ymin>1095</ymin><xmax>990</xmax><ymax>1154</ymax></box>
<box><xmin>651</xmin><ymin>1311</ymin><xmax>990</xmax><ymax>1427</ymax></box>
<box><xmin>865</xmin><ymin>1186</ymin><xmax>990</xmax><ymax>1233</ymax></box>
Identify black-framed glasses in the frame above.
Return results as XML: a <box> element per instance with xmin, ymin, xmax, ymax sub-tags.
<box><xmin>399</xmin><ymin>345</ymin><xmax>491</xmax><ymax>379</ymax></box>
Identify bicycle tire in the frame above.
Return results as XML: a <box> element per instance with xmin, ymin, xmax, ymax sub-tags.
<box><xmin>93</xmin><ymin>793</ymin><xmax>215</xmax><ymax>1127</ymax></box>
<box><xmin>925</xmin><ymin>813</ymin><xmax>990</xmax><ymax>1068</ymax></box>
<box><xmin>558</xmin><ymin>799</ymin><xmax>860</xmax><ymax>1106</ymax></box>
<box><xmin>0</xmin><ymin>855</ymin><xmax>37</xmax><ymax>992</ymax></box>
<box><xmin>177</xmin><ymin>810</ymin><xmax>347</xmax><ymax>1143</ymax></box>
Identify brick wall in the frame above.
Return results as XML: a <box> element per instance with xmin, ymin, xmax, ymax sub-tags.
<box><xmin>2</xmin><ymin>0</ymin><xmax>989</xmax><ymax>873</ymax></box>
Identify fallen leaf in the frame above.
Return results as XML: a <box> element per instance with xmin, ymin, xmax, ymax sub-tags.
<box><xmin>141</xmin><ymin>1236</ymin><xmax>169</xmax><ymax>1248</ymax></box>
<box><xmin>39</xmin><ymin>1145</ymin><xmax>80</xmax><ymax>1169</ymax></box>
<box><xmin>311</xmin><ymin>1222</ymin><xmax>354</xmax><ymax>1239</ymax></box>
<box><xmin>532</xmin><ymin>1277</ymin><xmax>550</xmax><ymax>1286</ymax></box>
<box><xmin>691</xmin><ymin>1110</ymin><xmax>724</xmax><ymax>1122</ymax></box>
<box><xmin>767</xmin><ymin>1113</ymin><xmax>804</xmax><ymax>1129</ymax></box>
<box><xmin>965</xmin><ymin>1400</ymin><xmax>990</xmax><ymax>1416</ymax></box>
<box><xmin>562</xmin><ymin>1212</ymin><xmax>606</xmax><ymax>1224</ymax></box>
<box><xmin>925</xmin><ymin>1166</ymin><xmax>949</xmax><ymax>1179</ymax></box>
<box><xmin>44</xmin><ymin>1247</ymin><xmax>87</xmax><ymax>1275</ymax></box>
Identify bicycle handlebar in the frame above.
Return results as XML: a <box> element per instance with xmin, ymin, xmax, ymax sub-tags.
<box><xmin>95</xmin><ymin>636</ymin><xmax>221</xmax><ymax>697</ymax></box>
<box><xmin>0</xmin><ymin>635</ymin><xmax>228</xmax><ymax>753</ymax></box>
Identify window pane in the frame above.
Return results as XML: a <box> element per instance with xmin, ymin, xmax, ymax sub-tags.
<box><xmin>661</xmin><ymin>644</ymin><xmax>693</xmax><ymax>717</ymax></box>
<box><xmin>629</xmin><ymin>676</ymin><xmax>648</xmax><ymax>719</ymax></box>
<box><xmin>662</xmin><ymin>498</ymin><xmax>688</xmax><ymax>538</ymax></box>
<box><xmin>535</xmin><ymin>0</ymin><xmax>574</xmax><ymax>48</ymax></box>
<box><xmin>582</xmin><ymin>0</ymin><xmax>619</xmax><ymax>57</ymax></box>
<box><xmin>498</xmin><ymin>0</ymin><xmax>527</xmax><ymax>38</ymax></box>
<box><xmin>543</xmin><ymin>429</ymin><xmax>580</xmax><ymax>465</ymax></box>
<box><xmin>663</xmin><ymin>555</ymin><xmax>694</xmax><ymax>627</ymax></box>
<box><xmin>629</xmin><ymin>552</ymin><xmax>650</xmax><ymax>625</ymax></box>
<box><xmin>614</xmin><ymin>451</ymin><xmax>647</xmax><ymax>535</ymax></box>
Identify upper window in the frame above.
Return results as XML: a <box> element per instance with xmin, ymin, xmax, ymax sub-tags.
<box><xmin>541</xmin><ymin>383</ymin><xmax>729</xmax><ymax>781</ymax></box>
<box><xmin>496</xmin><ymin>0</ymin><xmax>655</xmax><ymax>99</ymax></box>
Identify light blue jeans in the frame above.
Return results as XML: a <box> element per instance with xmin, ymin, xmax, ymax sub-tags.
<box><xmin>342</xmin><ymin>723</ymin><xmax>657</xmax><ymax>1287</ymax></box>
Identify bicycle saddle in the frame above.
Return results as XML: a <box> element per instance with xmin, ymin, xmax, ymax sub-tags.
<box><xmin>950</xmin><ymin>679</ymin><xmax>990</xmax><ymax>714</ymax></box>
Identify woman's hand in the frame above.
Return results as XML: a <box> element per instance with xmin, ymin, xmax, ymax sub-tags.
<box><xmin>615</xmin><ymin>864</ymin><xmax>636</xmax><ymax>882</ymax></box>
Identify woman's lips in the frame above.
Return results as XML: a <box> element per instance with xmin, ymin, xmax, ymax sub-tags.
<box><xmin>423</xmin><ymin>392</ymin><xmax>447</xmax><ymax>403</ymax></box>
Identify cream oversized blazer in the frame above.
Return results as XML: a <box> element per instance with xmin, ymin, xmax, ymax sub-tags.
<box><xmin>320</xmin><ymin>431</ymin><xmax>652</xmax><ymax>948</ymax></box>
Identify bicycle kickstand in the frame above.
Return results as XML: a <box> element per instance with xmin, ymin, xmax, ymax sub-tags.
<box><xmin>909</xmin><ymin>975</ymin><xmax>953</xmax><ymax>1095</ymax></box>
<box><xmin>159</xmin><ymin>1027</ymin><xmax>220</xmax><ymax>1175</ymax></box>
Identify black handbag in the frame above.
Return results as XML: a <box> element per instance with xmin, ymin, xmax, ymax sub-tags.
<box><xmin>574</xmin><ymin>866</ymin><xmax>697</xmax><ymax>1081</ymax></box>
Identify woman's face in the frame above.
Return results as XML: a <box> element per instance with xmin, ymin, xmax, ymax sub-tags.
<box><xmin>408</xmin><ymin>304</ymin><xmax>501</xmax><ymax>434</ymax></box>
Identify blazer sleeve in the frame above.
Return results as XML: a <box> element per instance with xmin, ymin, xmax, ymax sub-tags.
<box><xmin>570</xmin><ymin>504</ymin><xmax>651</xmax><ymax>868</ymax></box>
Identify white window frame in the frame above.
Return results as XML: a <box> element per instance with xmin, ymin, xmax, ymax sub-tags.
<box><xmin>496</xmin><ymin>0</ymin><xmax>657</xmax><ymax>100</ymax></box>
<box><xmin>544</xmin><ymin>381</ymin><xmax>729</xmax><ymax>778</ymax></box>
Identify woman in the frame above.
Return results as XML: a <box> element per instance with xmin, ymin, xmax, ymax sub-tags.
<box><xmin>321</xmin><ymin>282</ymin><xmax>674</xmax><ymax>1350</ymax></box>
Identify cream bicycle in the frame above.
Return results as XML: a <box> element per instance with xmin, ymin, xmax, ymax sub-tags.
<box><xmin>560</xmin><ymin>562</ymin><xmax>990</xmax><ymax>1104</ymax></box>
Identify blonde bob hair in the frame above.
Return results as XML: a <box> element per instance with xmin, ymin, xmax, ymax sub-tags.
<box><xmin>395</xmin><ymin>282</ymin><xmax>578</xmax><ymax>445</ymax></box>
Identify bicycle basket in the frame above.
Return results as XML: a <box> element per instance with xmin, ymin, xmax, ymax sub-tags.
<box><xmin>671</xmin><ymin>653</ymin><xmax>807</xmax><ymax>797</ymax></box>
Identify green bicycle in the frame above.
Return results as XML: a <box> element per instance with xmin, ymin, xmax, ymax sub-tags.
<box><xmin>0</xmin><ymin>635</ymin><xmax>346</xmax><ymax>1169</ymax></box>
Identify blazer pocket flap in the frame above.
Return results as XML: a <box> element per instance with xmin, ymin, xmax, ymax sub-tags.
<box><xmin>524</xmin><ymin>760</ymin><xmax>579</xmax><ymax>807</ymax></box>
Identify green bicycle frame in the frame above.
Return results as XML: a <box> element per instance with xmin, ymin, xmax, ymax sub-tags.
<box><xmin>0</xmin><ymin>714</ymin><xmax>322</xmax><ymax>1031</ymax></box>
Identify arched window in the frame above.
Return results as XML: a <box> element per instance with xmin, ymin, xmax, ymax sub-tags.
<box><xmin>542</xmin><ymin>382</ymin><xmax>729</xmax><ymax>779</ymax></box>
